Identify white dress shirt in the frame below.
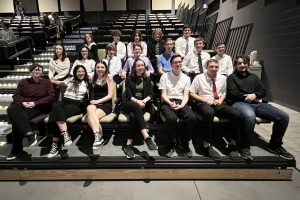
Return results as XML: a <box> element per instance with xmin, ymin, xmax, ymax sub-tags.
<box><xmin>70</xmin><ymin>59</ymin><xmax>95</xmax><ymax>78</ymax></box>
<box><xmin>190</xmin><ymin>72</ymin><xmax>226</xmax><ymax>101</ymax></box>
<box><xmin>175</xmin><ymin>36</ymin><xmax>195</xmax><ymax>57</ymax></box>
<box><xmin>111</xmin><ymin>41</ymin><xmax>126</xmax><ymax>60</ymax></box>
<box><xmin>182</xmin><ymin>50</ymin><xmax>211</xmax><ymax>74</ymax></box>
<box><xmin>211</xmin><ymin>54</ymin><xmax>233</xmax><ymax>76</ymax></box>
<box><xmin>103</xmin><ymin>56</ymin><xmax>122</xmax><ymax>76</ymax></box>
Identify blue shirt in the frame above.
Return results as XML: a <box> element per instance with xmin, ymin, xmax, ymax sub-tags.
<box><xmin>157</xmin><ymin>52</ymin><xmax>175</xmax><ymax>73</ymax></box>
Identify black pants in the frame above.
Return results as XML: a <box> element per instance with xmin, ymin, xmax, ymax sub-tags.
<box><xmin>122</xmin><ymin>100</ymin><xmax>150</xmax><ymax>140</ymax></box>
<box><xmin>48</xmin><ymin>98</ymin><xmax>88</xmax><ymax>137</ymax></box>
<box><xmin>194</xmin><ymin>102</ymin><xmax>242</xmax><ymax>143</ymax></box>
<box><xmin>7</xmin><ymin>103</ymin><xmax>50</xmax><ymax>155</ymax></box>
<box><xmin>161</xmin><ymin>102</ymin><xmax>196</xmax><ymax>147</ymax></box>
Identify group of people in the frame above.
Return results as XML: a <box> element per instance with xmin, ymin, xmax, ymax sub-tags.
<box><xmin>5</xmin><ymin>24</ymin><xmax>294</xmax><ymax>161</ymax></box>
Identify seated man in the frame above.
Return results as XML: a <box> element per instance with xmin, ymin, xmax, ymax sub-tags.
<box><xmin>156</xmin><ymin>38</ymin><xmax>175</xmax><ymax>81</ymax></box>
<box><xmin>103</xmin><ymin>44</ymin><xmax>122</xmax><ymax>84</ymax></box>
<box><xmin>110</xmin><ymin>29</ymin><xmax>126</xmax><ymax>61</ymax></box>
<box><xmin>211</xmin><ymin>43</ymin><xmax>233</xmax><ymax>77</ymax></box>
<box><xmin>190</xmin><ymin>59</ymin><xmax>241</xmax><ymax>160</ymax></box>
<box><xmin>182</xmin><ymin>37</ymin><xmax>210</xmax><ymax>81</ymax></box>
<box><xmin>0</xmin><ymin>21</ymin><xmax>17</xmax><ymax>43</ymax></box>
<box><xmin>226</xmin><ymin>55</ymin><xmax>294</xmax><ymax>160</ymax></box>
<box><xmin>159</xmin><ymin>54</ymin><xmax>196</xmax><ymax>158</ymax></box>
<box><xmin>121</xmin><ymin>43</ymin><xmax>154</xmax><ymax>80</ymax></box>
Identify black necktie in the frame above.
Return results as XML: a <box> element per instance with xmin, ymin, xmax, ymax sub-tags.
<box><xmin>114</xmin><ymin>43</ymin><xmax>117</xmax><ymax>56</ymax></box>
<box><xmin>198</xmin><ymin>53</ymin><xmax>203</xmax><ymax>74</ymax></box>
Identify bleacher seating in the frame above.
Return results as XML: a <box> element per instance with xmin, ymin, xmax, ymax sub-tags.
<box><xmin>0</xmin><ymin>8</ymin><xmax>296</xmax><ymax>181</ymax></box>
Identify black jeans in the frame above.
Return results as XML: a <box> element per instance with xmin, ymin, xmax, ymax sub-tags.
<box><xmin>160</xmin><ymin>102</ymin><xmax>196</xmax><ymax>147</ymax></box>
<box><xmin>122</xmin><ymin>100</ymin><xmax>150</xmax><ymax>139</ymax></box>
<box><xmin>194</xmin><ymin>102</ymin><xmax>242</xmax><ymax>143</ymax></box>
<box><xmin>7</xmin><ymin>103</ymin><xmax>50</xmax><ymax>155</ymax></box>
<box><xmin>48</xmin><ymin>98</ymin><xmax>88</xmax><ymax>137</ymax></box>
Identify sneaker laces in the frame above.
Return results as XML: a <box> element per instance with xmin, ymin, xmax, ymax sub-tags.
<box><xmin>94</xmin><ymin>133</ymin><xmax>100</xmax><ymax>143</ymax></box>
<box><xmin>50</xmin><ymin>143</ymin><xmax>58</xmax><ymax>154</ymax></box>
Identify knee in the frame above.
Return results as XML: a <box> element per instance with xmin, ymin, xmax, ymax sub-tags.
<box><xmin>186</xmin><ymin>113</ymin><xmax>197</xmax><ymax>124</ymax></box>
<box><xmin>86</xmin><ymin>105</ymin><xmax>96</xmax><ymax>114</ymax></box>
<box><xmin>166</xmin><ymin>115</ymin><xmax>177</xmax><ymax>125</ymax></box>
<box><xmin>278</xmin><ymin>111</ymin><xmax>289</xmax><ymax>123</ymax></box>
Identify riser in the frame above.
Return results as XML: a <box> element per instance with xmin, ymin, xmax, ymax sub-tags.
<box><xmin>0</xmin><ymin>168</ymin><xmax>293</xmax><ymax>181</ymax></box>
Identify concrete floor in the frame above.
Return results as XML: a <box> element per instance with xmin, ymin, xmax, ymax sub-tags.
<box><xmin>1</xmin><ymin>102</ymin><xmax>299</xmax><ymax>200</ymax></box>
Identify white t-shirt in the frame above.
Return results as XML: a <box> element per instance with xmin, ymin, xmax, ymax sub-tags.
<box><xmin>63</xmin><ymin>77</ymin><xmax>88</xmax><ymax>101</ymax></box>
<box><xmin>159</xmin><ymin>71</ymin><xmax>190</xmax><ymax>100</ymax></box>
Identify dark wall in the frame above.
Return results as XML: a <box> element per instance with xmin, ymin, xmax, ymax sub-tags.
<box><xmin>211</xmin><ymin>0</ymin><xmax>300</xmax><ymax>110</ymax></box>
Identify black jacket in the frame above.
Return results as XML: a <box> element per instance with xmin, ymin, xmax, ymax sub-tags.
<box><xmin>226</xmin><ymin>70</ymin><xmax>267</xmax><ymax>105</ymax></box>
<box><xmin>124</xmin><ymin>76</ymin><xmax>154</xmax><ymax>102</ymax></box>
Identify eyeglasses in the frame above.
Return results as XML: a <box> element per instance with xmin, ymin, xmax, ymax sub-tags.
<box><xmin>81</xmin><ymin>51</ymin><xmax>88</xmax><ymax>52</ymax></box>
<box><xmin>237</xmin><ymin>62</ymin><xmax>248</xmax><ymax>65</ymax></box>
<box><xmin>32</xmin><ymin>68</ymin><xmax>43</xmax><ymax>71</ymax></box>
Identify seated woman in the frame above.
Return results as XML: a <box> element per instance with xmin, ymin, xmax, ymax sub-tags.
<box><xmin>83</xmin><ymin>33</ymin><xmax>99</xmax><ymax>62</ymax></box>
<box><xmin>70</xmin><ymin>46</ymin><xmax>95</xmax><ymax>79</ymax></box>
<box><xmin>121</xmin><ymin>58</ymin><xmax>158</xmax><ymax>159</ymax></box>
<box><xmin>127</xmin><ymin>30</ymin><xmax>147</xmax><ymax>57</ymax></box>
<box><xmin>6</xmin><ymin>64</ymin><xmax>54</xmax><ymax>161</ymax></box>
<box><xmin>86</xmin><ymin>61</ymin><xmax>113</xmax><ymax>149</ymax></box>
<box><xmin>47</xmin><ymin>65</ymin><xmax>90</xmax><ymax>158</ymax></box>
<box><xmin>48</xmin><ymin>44</ymin><xmax>70</xmax><ymax>100</ymax></box>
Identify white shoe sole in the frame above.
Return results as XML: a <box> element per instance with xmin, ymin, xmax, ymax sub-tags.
<box><xmin>93</xmin><ymin>139</ymin><xmax>105</xmax><ymax>150</ymax></box>
<box><xmin>64</xmin><ymin>140</ymin><xmax>72</xmax><ymax>146</ymax></box>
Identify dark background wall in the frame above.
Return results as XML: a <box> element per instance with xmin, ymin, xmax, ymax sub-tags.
<box><xmin>209</xmin><ymin>0</ymin><xmax>300</xmax><ymax>110</ymax></box>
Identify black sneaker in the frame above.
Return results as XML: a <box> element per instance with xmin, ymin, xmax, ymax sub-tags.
<box><xmin>93</xmin><ymin>134</ymin><xmax>105</xmax><ymax>150</ymax></box>
<box><xmin>182</xmin><ymin>142</ymin><xmax>193</xmax><ymax>158</ymax></box>
<box><xmin>47</xmin><ymin>142</ymin><xmax>61</xmax><ymax>158</ymax></box>
<box><xmin>62</xmin><ymin>132</ymin><xmax>72</xmax><ymax>146</ymax></box>
<box><xmin>123</xmin><ymin>144</ymin><xmax>135</xmax><ymax>159</ymax></box>
<box><xmin>267</xmin><ymin>145</ymin><xmax>295</xmax><ymax>160</ymax></box>
<box><xmin>203</xmin><ymin>145</ymin><xmax>222</xmax><ymax>161</ymax></box>
<box><xmin>240</xmin><ymin>148</ymin><xmax>253</xmax><ymax>161</ymax></box>
<box><xmin>26</xmin><ymin>133</ymin><xmax>37</xmax><ymax>146</ymax></box>
<box><xmin>6</xmin><ymin>151</ymin><xmax>23</xmax><ymax>161</ymax></box>
<box><xmin>165</xmin><ymin>147</ymin><xmax>176</xmax><ymax>158</ymax></box>
<box><xmin>227</xmin><ymin>144</ymin><xmax>239</xmax><ymax>160</ymax></box>
<box><xmin>145</xmin><ymin>137</ymin><xmax>158</xmax><ymax>150</ymax></box>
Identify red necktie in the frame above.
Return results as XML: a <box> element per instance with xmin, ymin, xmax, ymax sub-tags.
<box><xmin>212</xmin><ymin>78</ymin><xmax>219</xmax><ymax>100</ymax></box>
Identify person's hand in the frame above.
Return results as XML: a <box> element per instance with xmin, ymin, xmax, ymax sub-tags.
<box><xmin>174</xmin><ymin>104</ymin><xmax>184</xmax><ymax>111</ymax></box>
<box><xmin>90</xmin><ymin>100</ymin><xmax>100</xmax><ymax>105</ymax></box>
<box><xmin>214</xmin><ymin>99</ymin><xmax>223</xmax><ymax>105</ymax></box>
<box><xmin>22</xmin><ymin>102</ymin><xmax>29</xmax><ymax>108</ymax></box>
<box><xmin>146</xmin><ymin>71</ymin><xmax>151</xmax><ymax>77</ymax></box>
<box><xmin>206</xmin><ymin>99</ymin><xmax>216</xmax><ymax>106</ymax></box>
<box><xmin>244</xmin><ymin>93</ymin><xmax>256</xmax><ymax>102</ymax></box>
<box><xmin>136</xmin><ymin>99</ymin><xmax>145</xmax><ymax>108</ymax></box>
<box><xmin>169</xmin><ymin>101</ymin><xmax>177</xmax><ymax>110</ymax></box>
<box><xmin>120</xmin><ymin>71</ymin><xmax>126</xmax><ymax>79</ymax></box>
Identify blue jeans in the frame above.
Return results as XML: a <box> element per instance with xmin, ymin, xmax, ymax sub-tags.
<box><xmin>232</xmin><ymin>102</ymin><xmax>289</xmax><ymax>148</ymax></box>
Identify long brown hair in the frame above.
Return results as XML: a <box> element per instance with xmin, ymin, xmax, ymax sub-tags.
<box><xmin>130</xmin><ymin>58</ymin><xmax>147</xmax><ymax>79</ymax></box>
<box><xmin>53</xmin><ymin>44</ymin><xmax>67</xmax><ymax>62</ymax></box>
<box><xmin>71</xmin><ymin>65</ymin><xmax>90</xmax><ymax>94</ymax></box>
<box><xmin>91</xmin><ymin>60</ymin><xmax>109</xmax><ymax>86</ymax></box>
